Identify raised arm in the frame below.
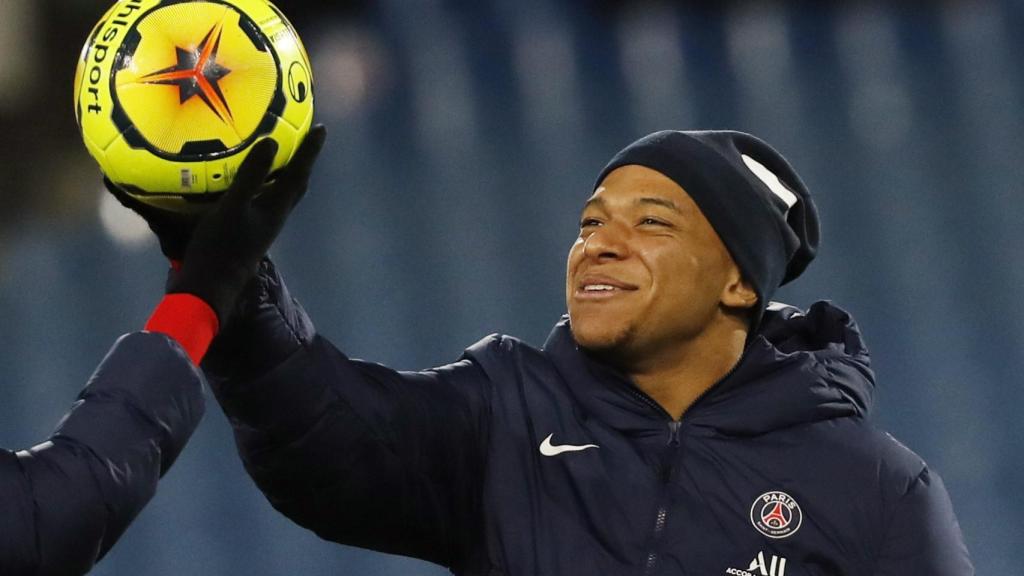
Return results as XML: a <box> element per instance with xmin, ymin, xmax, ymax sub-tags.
<box><xmin>0</xmin><ymin>125</ymin><xmax>330</xmax><ymax>575</ymax></box>
<box><xmin>0</xmin><ymin>329</ymin><xmax>205</xmax><ymax>576</ymax></box>
<box><xmin>203</xmin><ymin>260</ymin><xmax>492</xmax><ymax>570</ymax></box>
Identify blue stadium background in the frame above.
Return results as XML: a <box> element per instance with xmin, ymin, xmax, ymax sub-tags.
<box><xmin>0</xmin><ymin>0</ymin><xmax>1020</xmax><ymax>573</ymax></box>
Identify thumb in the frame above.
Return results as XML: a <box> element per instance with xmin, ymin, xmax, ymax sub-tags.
<box><xmin>221</xmin><ymin>139</ymin><xmax>279</xmax><ymax>211</ymax></box>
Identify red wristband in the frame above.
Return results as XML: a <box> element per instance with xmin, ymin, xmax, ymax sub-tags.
<box><xmin>145</xmin><ymin>293</ymin><xmax>219</xmax><ymax>365</ymax></box>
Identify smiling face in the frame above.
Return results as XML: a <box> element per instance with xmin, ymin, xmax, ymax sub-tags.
<box><xmin>566</xmin><ymin>165</ymin><xmax>756</xmax><ymax>367</ymax></box>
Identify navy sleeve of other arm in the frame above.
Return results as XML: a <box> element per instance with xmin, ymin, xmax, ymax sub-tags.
<box><xmin>204</xmin><ymin>260</ymin><xmax>492</xmax><ymax>570</ymax></box>
<box><xmin>0</xmin><ymin>332</ymin><xmax>206</xmax><ymax>576</ymax></box>
<box><xmin>873</xmin><ymin>466</ymin><xmax>974</xmax><ymax>575</ymax></box>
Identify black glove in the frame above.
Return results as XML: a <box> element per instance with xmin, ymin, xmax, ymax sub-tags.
<box><xmin>107</xmin><ymin>125</ymin><xmax>327</xmax><ymax>323</ymax></box>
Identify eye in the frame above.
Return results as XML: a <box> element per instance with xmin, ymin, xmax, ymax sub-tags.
<box><xmin>639</xmin><ymin>217</ymin><xmax>669</xmax><ymax>226</ymax></box>
<box><xmin>579</xmin><ymin>217</ymin><xmax>602</xmax><ymax>229</ymax></box>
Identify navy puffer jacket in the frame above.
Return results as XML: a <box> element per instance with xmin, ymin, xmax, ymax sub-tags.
<box><xmin>0</xmin><ymin>333</ymin><xmax>206</xmax><ymax>575</ymax></box>
<box><xmin>206</xmin><ymin>261</ymin><xmax>972</xmax><ymax>575</ymax></box>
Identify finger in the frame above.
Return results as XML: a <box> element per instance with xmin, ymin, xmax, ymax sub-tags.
<box><xmin>254</xmin><ymin>166</ymin><xmax>309</xmax><ymax>217</ymax></box>
<box><xmin>255</xmin><ymin>126</ymin><xmax>326</xmax><ymax>214</ymax></box>
<box><xmin>283</xmin><ymin>125</ymin><xmax>327</xmax><ymax>209</ymax></box>
<box><xmin>222</xmin><ymin>138</ymin><xmax>279</xmax><ymax>209</ymax></box>
<box><xmin>281</xmin><ymin>124</ymin><xmax>327</xmax><ymax>185</ymax></box>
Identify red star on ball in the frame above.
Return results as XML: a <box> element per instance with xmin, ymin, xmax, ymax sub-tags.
<box><xmin>140</xmin><ymin>21</ymin><xmax>234</xmax><ymax>124</ymax></box>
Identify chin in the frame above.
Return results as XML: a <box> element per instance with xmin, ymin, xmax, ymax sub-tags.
<box><xmin>569</xmin><ymin>315</ymin><xmax>634</xmax><ymax>354</ymax></box>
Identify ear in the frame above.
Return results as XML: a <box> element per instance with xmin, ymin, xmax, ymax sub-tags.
<box><xmin>720</xmin><ymin>266</ymin><xmax>758</xmax><ymax>310</ymax></box>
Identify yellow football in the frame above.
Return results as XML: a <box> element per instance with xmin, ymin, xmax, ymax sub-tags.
<box><xmin>74</xmin><ymin>0</ymin><xmax>314</xmax><ymax>211</ymax></box>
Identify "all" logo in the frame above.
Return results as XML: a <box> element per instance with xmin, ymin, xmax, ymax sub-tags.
<box><xmin>748</xmin><ymin>551</ymin><xmax>787</xmax><ymax>576</ymax></box>
<box><xmin>724</xmin><ymin>551</ymin><xmax>789</xmax><ymax>576</ymax></box>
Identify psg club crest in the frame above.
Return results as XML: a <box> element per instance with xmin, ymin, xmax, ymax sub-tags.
<box><xmin>750</xmin><ymin>491</ymin><xmax>802</xmax><ymax>539</ymax></box>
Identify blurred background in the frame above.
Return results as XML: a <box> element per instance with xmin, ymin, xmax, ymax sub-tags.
<box><xmin>0</xmin><ymin>0</ymin><xmax>1020</xmax><ymax>573</ymax></box>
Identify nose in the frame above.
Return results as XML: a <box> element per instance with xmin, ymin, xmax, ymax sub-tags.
<box><xmin>582</xmin><ymin>222</ymin><xmax>629</xmax><ymax>261</ymax></box>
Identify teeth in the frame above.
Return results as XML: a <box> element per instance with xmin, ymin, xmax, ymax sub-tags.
<box><xmin>584</xmin><ymin>284</ymin><xmax>615</xmax><ymax>291</ymax></box>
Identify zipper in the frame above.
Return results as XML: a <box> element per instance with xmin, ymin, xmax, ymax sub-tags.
<box><xmin>642</xmin><ymin>420</ymin><xmax>682</xmax><ymax>575</ymax></box>
<box><xmin>622</xmin><ymin>386</ymin><xmax>675</xmax><ymax>420</ymax></box>
<box><xmin>666</xmin><ymin>420</ymin><xmax>682</xmax><ymax>447</ymax></box>
<box><xmin>643</xmin><ymin>505</ymin><xmax>669</xmax><ymax>573</ymax></box>
<box><xmin>635</xmin><ymin>347</ymin><xmax>754</xmax><ymax>575</ymax></box>
<box><xmin>680</xmin><ymin>351</ymin><xmax>747</xmax><ymax>417</ymax></box>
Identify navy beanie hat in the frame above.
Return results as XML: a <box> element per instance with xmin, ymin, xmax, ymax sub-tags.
<box><xmin>594</xmin><ymin>130</ymin><xmax>820</xmax><ymax>329</ymax></box>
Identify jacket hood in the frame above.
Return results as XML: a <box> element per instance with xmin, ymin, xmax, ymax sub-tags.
<box><xmin>544</xmin><ymin>301</ymin><xmax>875</xmax><ymax>437</ymax></box>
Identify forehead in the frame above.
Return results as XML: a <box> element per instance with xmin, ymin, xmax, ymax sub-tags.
<box><xmin>586</xmin><ymin>164</ymin><xmax>698</xmax><ymax>212</ymax></box>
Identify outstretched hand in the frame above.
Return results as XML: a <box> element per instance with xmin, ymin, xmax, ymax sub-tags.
<box><xmin>107</xmin><ymin>125</ymin><xmax>328</xmax><ymax>323</ymax></box>
<box><xmin>172</xmin><ymin>125</ymin><xmax>327</xmax><ymax>322</ymax></box>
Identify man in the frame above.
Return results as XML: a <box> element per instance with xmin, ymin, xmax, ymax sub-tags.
<box><xmin>141</xmin><ymin>130</ymin><xmax>971</xmax><ymax>574</ymax></box>
<box><xmin>1</xmin><ymin>129</ymin><xmax>324</xmax><ymax>576</ymax></box>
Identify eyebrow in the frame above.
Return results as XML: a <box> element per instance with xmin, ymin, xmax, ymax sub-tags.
<box><xmin>636</xmin><ymin>196</ymin><xmax>682</xmax><ymax>214</ymax></box>
<box><xmin>582</xmin><ymin>196</ymin><xmax>683</xmax><ymax>214</ymax></box>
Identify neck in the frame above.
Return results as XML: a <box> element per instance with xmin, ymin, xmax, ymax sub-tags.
<box><xmin>627</xmin><ymin>314</ymin><xmax>749</xmax><ymax>420</ymax></box>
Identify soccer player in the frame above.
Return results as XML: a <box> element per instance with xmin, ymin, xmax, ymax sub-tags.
<box><xmin>0</xmin><ymin>129</ymin><xmax>324</xmax><ymax>576</ymax></box>
<box><xmin>129</xmin><ymin>130</ymin><xmax>972</xmax><ymax>574</ymax></box>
